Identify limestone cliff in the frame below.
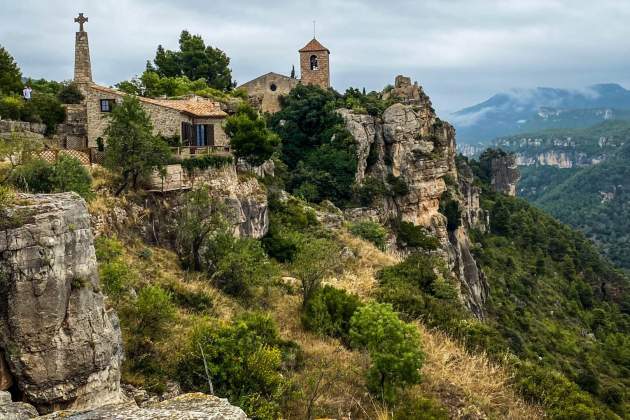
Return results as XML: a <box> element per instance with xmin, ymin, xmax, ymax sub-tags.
<box><xmin>341</xmin><ymin>76</ymin><xmax>488</xmax><ymax>317</ymax></box>
<box><xmin>491</xmin><ymin>154</ymin><xmax>520</xmax><ymax>196</ymax></box>
<box><xmin>0</xmin><ymin>193</ymin><xmax>123</xmax><ymax>414</ymax></box>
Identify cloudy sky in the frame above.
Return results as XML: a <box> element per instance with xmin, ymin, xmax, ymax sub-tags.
<box><xmin>2</xmin><ymin>0</ymin><xmax>630</xmax><ymax>114</ymax></box>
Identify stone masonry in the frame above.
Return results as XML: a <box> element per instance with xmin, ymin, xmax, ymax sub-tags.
<box><xmin>299</xmin><ymin>38</ymin><xmax>330</xmax><ymax>89</ymax></box>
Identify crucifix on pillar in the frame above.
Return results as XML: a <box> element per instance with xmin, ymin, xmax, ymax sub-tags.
<box><xmin>74</xmin><ymin>13</ymin><xmax>88</xmax><ymax>32</ymax></box>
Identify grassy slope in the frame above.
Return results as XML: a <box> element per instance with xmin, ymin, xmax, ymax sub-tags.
<box><xmin>88</xmin><ymin>196</ymin><xmax>541</xmax><ymax>419</ymax></box>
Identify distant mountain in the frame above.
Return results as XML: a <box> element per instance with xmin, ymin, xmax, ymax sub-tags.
<box><xmin>513</xmin><ymin>121</ymin><xmax>630</xmax><ymax>269</ymax></box>
<box><xmin>452</xmin><ymin>83</ymin><xmax>630</xmax><ymax>145</ymax></box>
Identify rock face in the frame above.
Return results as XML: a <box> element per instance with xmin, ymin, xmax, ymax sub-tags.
<box><xmin>39</xmin><ymin>393</ymin><xmax>248</xmax><ymax>419</ymax></box>
<box><xmin>0</xmin><ymin>390</ymin><xmax>38</xmax><ymax>420</ymax></box>
<box><xmin>341</xmin><ymin>76</ymin><xmax>489</xmax><ymax>317</ymax></box>
<box><xmin>491</xmin><ymin>154</ymin><xmax>520</xmax><ymax>196</ymax></box>
<box><xmin>0</xmin><ymin>193</ymin><xmax>123</xmax><ymax>414</ymax></box>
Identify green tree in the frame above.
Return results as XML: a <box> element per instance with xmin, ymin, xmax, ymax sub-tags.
<box><xmin>290</xmin><ymin>237</ymin><xmax>341</xmax><ymax>308</ymax></box>
<box><xmin>0</xmin><ymin>45</ymin><xmax>23</xmax><ymax>94</ymax></box>
<box><xmin>0</xmin><ymin>132</ymin><xmax>42</xmax><ymax>184</ymax></box>
<box><xmin>50</xmin><ymin>155</ymin><xmax>93</xmax><ymax>199</ymax></box>
<box><xmin>175</xmin><ymin>187</ymin><xmax>231</xmax><ymax>271</ymax></box>
<box><xmin>224</xmin><ymin>104</ymin><xmax>279</xmax><ymax>166</ymax></box>
<box><xmin>150</xmin><ymin>31</ymin><xmax>234</xmax><ymax>91</ymax></box>
<box><xmin>350</xmin><ymin>303</ymin><xmax>424</xmax><ymax>402</ymax></box>
<box><xmin>103</xmin><ymin>96</ymin><xmax>171</xmax><ymax>194</ymax></box>
<box><xmin>57</xmin><ymin>82</ymin><xmax>84</xmax><ymax>104</ymax></box>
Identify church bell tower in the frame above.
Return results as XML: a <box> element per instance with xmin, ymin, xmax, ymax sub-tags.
<box><xmin>299</xmin><ymin>37</ymin><xmax>330</xmax><ymax>89</ymax></box>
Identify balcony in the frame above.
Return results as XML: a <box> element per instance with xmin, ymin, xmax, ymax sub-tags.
<box><xmin>170</xmin><ymin>145</ymin><xmax>231</xmax><ymax>159</ymax></box>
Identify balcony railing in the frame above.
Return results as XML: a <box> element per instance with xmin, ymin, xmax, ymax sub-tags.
<box><xmin>171</xmin><ymin>145</ymin><xmax>231</xmax><ymax>158</ymax></box>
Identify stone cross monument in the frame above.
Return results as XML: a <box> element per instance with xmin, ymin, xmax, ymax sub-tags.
<box><xmin>74</xmin><ymin>13</ymin><xmax>92</xmax><ymax>83</ymax></box>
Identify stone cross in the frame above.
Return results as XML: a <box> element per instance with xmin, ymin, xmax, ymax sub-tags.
<box><xmin>74</xmin><ymin>13</ymin><xmax>88</xmax><ymax>32</ymax></box>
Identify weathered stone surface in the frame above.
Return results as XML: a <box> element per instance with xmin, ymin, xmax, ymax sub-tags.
<box><xmin>0</xmin><ymin>193</ymin><xmax>123</xmax><ymax>413</ymax></box>
<box><xmin>0</xmin><ymin>390</ymin><xmax>39</xmax><ymax>420</ymax></box>
<box><xmin>0</xmin><ymin>351</ymin><xmax>13</xmax><ymax>391</ymax></box>
<box><xmin>39</xmin><ymin>393</ymin><xmax>248</xmax><ymax>420</ymax></box>
<box><xmin>457</xmin><ymin>159</ymin><xmax>489</xmax><ymax>232</ymax></box>
<box><xmin>491</xmin><ymin>154</ymin><xmax>520</xmax><ymax>196</ymax></box>
<box><xmin>448</xmin><ymin>228</ymin><xmax>488</xmax><ymax>319</ymax></box>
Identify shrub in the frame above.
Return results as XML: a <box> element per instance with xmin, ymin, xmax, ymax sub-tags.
<box><xmin>209</xmin><ymin>235</ymin><xmax>279</xmax><ymax>301</ymax></box>
<box><xmin>0</xmin><ymin>95</ymin><xmax>24</xmax><ymax>120</ymax></box>
<box><xmin>177</xmin><ymin>313</ymin><xmax>296</xmax><ymax>419</ymax></box>
<box><xmin>225</xmin><ymin>104</ymin><xmax>279</xmax><ymax>166</ymax></box>
<box><xmin>350</xmin><ymin>303</ymin><xmax>424</xmax><ymax>402</ymax></box>
<box><xmin>355</xmin><ymin>176</ymin><xmax>388</xmax><ymax>207</ymax></box>
<box><xmin>393</xmin><ymin>393</ymin><xmax>449</xmax><ymax>420</ymax></box>
<box><xmin>25</xmin><ymin>93</ymin><xmax>66</xmax><ymax>135</ymax></box>
<box><xmin>57</xmin><ymin>82</ymin><xmax>84</xmax><ymax>104</ymax></box>
<box><xmin>94</xmin><ymin>236</ymin><xmax>124</xmax><ymax>263</ymax></box>
<box><xmin>439</xmin><ymin>196</ymin><xmax>461</xmax><ymax>232</ymax></box>
<box><xmin>290</xmin><ymin>237</ymin><xmax>341</xmax><ymax>307</ymax></box>
<box><xmin>396</xmin><ymin>221</ymin><xmax>440</xmax><ymax>250</ymax></box>
<box><xmin>129</xmin><ymin>285</ymin><xmax>176</xmax><ymax>340</ymax></box>
<box><xmin>0</xmin><ymin>185</ymin><xmax>14</xmax><ymax>211</ymax></box>
<box><xmin>301</xmin><ymin>285</ymin><xmax>362</xmax><ymax>343</ymax></box>
<box><xmin>9</xmin><ymin>159</ymin><xmax>54</xmax><ymax>193</ymax></box>
<box><xmin>349</xmin><ymin>220</ymin><xmax>388</xmax><ymax>250</ymax></box>
<box><xmin>99</xmin><ymin>260</ymin><xmax>135</xmax><ymax>300</ymax></box>
<box><xmin>0</xmin><ymin>46</ymin><xmax>23</xmax><ymax>95</ymax></box>
<box><xmin>50</xmin><ymin>155</ymin><xmax>93</xmax><ymax>199</ymax></box>
<box><xmin>386</xmin><ymin>174</ymin><xmax>410</xmax><ymax>196</ymax></box>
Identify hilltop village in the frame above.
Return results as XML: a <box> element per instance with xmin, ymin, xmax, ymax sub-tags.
<box><xmin>1</xmin><ymin>12</ymin><xmax>629</xmax><ymax>420</ymax></box>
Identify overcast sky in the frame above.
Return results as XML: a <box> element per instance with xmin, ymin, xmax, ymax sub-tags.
<box><xmin>2</xmin><ymin>0</ymin><xmax>630</xmax><ymax>114</ymax></box>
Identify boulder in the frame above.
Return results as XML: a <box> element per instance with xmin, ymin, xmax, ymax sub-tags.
<box><xmin>0</xmin><ymin>193</ymin><xmax>123</xmax><ymax>414</ymax></box>
<box><xmin>39</xmin><ymin>393</ymin><xmax>248</xmax><ymax>419</ymax></box>
<box><xmin>0</xmin><ymin>391</ymin><xmax>38</xmax><ymax>420</ymax></box>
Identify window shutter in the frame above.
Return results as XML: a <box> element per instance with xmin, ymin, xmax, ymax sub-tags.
<box><xmin>206</xmin><ymin>124</ymin><xmax>214</xmax><ymax>146</ymax></box>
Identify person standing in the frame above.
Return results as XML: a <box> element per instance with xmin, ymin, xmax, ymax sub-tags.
<box><xmin>22</xmin><ymin>85</ymin><xmax>32</xmax><ymax>101</ymax></box>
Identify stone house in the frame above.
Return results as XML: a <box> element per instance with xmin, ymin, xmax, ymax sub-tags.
<box><xmin>238</xmin><ymin>37</ymin><xmax>331</xmax><ymax>113</ymax></box>
<box><xmin>64</xmin><ymin>13</ymin><xmax>228</xmax><ymax>152</ymax></box>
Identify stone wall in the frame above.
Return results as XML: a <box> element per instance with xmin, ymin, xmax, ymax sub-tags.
<box><xmin>239</xmin><ymin>73</ymin><xmax>299</xmax><ymax>114</ymax></box>
<box><xmin>300</xmin><ymin>50</ymin><xmax>330</xmax><ymax>88</ymax></box>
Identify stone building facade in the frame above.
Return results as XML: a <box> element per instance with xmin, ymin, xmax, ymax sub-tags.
<box><xmin>239</xmin><ymin>37</ymin><xmax>331</xmax><ymax>113</ymax></box>
<box><xmin>65</xmin><ymin>13</ymin><xmax>228</xmax><ymax>151</ymax></box>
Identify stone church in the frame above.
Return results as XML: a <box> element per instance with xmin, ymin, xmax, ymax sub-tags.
<box><xmin>64</xmin><ymin>13</ymin><xmax>229</xmax><ymax>152</ymax></box>
<box><xmin>238</xmin><ymin>37</ymin><xmax>331</xmax><ymax>113</ymax></box>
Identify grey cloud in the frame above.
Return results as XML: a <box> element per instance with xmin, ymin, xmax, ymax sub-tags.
<box><xmin>2</xmin><ymin>0</ymin><xmax>630</xmax><ymax>114</ymax></box>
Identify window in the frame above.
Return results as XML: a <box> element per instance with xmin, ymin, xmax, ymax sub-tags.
<box><xmin>181</xmin><ymin>122</ymin><xmax>215</xmax><ymax>147</ymax></box>
<box><xmin>100</xmin><ymin>99</ymin><xmax>116</xmax><ymax>112</ymax></box>
<box><xmin>310</xmin><ymin>55</ymin><xmax>319</xmax><ymax>71</ymax></box>
<box><xmin>270</xmin><ymin>83</ymin><xmax>277</xmax><ymax>92</ymax></box>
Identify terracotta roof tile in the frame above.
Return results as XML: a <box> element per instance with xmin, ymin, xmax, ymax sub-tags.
<box><xmin>299</xmin><ymin>38</ymin><xmax>330</xmax><ymax>53</ymax></box>
<box><xmin>90</xmin><ymin>84</ymin><xmax>227</xmax><ymax>118</ymax></box>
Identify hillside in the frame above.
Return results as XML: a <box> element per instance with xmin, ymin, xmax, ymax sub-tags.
<box><xmin>495</xmin><ymin>120</ymin><xmax>630</xmax><ymax>168</ymax></box>
<box><xmin>452</xmin><ymin>84</ymin><xmax>630</xmax><ymax>146</ymax></box>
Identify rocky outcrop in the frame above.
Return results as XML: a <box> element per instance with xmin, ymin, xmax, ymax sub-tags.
<box><xmin>0</xmin><ymin>193</ymin><xmax>123</xmax><ymax>414</ymax></box>
<box><xmin>39</xmin><ymin>393</ymin><xmax>248</xmax><ymax>419</ymax></box>
<box><xmin>457</xmin><ymin>159</ymin><xmax>489</xmax><ymax>232</ymax></box>
<box><xmin>342</xmin><ymin>76</ymin><xmax>488</xmax><ymax>317</ymax></box>
<box><xmin>491</xmin><ymin>154</ymin><xmax>520</xmax><ymax>196</ymax></box>
<box><xmin>0</xmin><ymin>391</ymin><xmax>38</xmax><ymax>420</ymax></box>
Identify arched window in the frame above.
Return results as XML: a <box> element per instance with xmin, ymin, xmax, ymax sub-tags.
<box><xmin>310</xmin><ymin>55</ymin><xmax>319</xmax><ymax>71</ymax></box>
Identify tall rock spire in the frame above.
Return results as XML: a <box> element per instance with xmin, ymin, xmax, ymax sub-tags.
<box><xmin>74</xmin><ymin>13</ymin><xmax>92</xmax><ymax>83</ymax></box>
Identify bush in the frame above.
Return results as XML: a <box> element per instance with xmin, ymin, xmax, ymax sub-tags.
<box><xmin>225</xmin><ymin>104</ymin><xmax>279</xmax><ymax>166</ymax></box>
<box><xmin>301</xmin><ymin>285</ymin><xmax>361</xmax><ymax>343</ymax></box>
<box><xmin>0</xmin><ymin>185</ymin><xmax>14</xmax><ymax>211</ymax></box>
<box><xmin>129</xmin><ymin>285</ymin><xmax>176</xmax><ymax>340</ymax></box>
<box><xmin>57</xmin><ymin>82</ymin><xmax>84</xmax><ymax>104</ymax></box>
<box><xmin>0</xmin><ymin>95</ymin><xmax>24</xmax><ymax>120</ymax></box>
<box><xmin>99</xmin><ymin>260</ymin><xmax>135</xmax><ymax>301</ymax></box>
<box><xmin>94</xmin><ymin>236</ymin><xmax>124</xmax><ymax>263</ymax></box>
<box><xmin>354</xmin><ymin>176</ymin><xmax>388</xmax><ymax>207</ymax></box>
<box><xmin>9</xmin><ymin>159</ymin><xmax>54</xmax><ymax>193</ymax></box>
<box><xmin>9</xmin><ymin>156</ymin><xmax>93</xmax><ymax>199</ymax></box>
<box><xmin>50</xmin><ymin>155</ymin><xmax>93</xmax><ymax>199</ymax></box>
<box><xmin>207</xmin><ymin>234</ymin><xmax>279</xmax><ymax>301</ymax></box>
<box><xmin>396</xmin><ymin>221</ymin><xmax>440</xmax><ymax>250</ymax></box>
<box><xmin>439</xmin><ymin>196</ymin><xmax>461</xmax><ymax>232</ymax></box>
<box><xmin>25</xmin><ymin>93</ymin><xmax>66</xmax><ymax>135</ymax></box>
<box><xmin>393</xmin><ymin>393</ymin><xmax>449</xmax><ymax>420</ymax></box>
<box><xmin>177</xmin><ymin>313</ymin><xmax>296</xmax><ymax>419</ymax></box>
<box><xmin>349</xmin><ymin>220</ymin><xmax>388</xmax><ymax>250</ymax></box>
<box><xmin>350</xmin><ymin>303</ymin><xmax>424</xmax><ymax>402</ymax></box>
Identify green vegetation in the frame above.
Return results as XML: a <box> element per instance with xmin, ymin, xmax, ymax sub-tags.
<box><xmin>177</xmin><ymin>313</ymin><xmax>298</xmax><ymax>419</ymax></box>
<box><xmin>348</xmin><ymin>220</ymin><xmax>388</xmax><ymax>250</ymax></box>
<box><xmin>395</xmin><ymin>221</ymin><xmax>440</xmax><ymax>250</ymax></box>
<box><xmin>147</xmin><ymin>30</ymin><xmax>234</xmax><ymax>91</ymax></box>
<box><xmin>56</xmin><ymin>82</ymin><xmax>84</xmax><ymax>104</ymax></box>
<box><xmin>0</xmin><ymin>45</ymin><xmax>23</xmax><ymax>95</ymax></box>
<box><xmin>301</xmin><ymin>285</ymin><xmax>362</xmax><ymax>343</ymax></box>
<box><xmin>290</xmin><ymin>236</ymin><xmax>341</xmax><ymax>307</ymax></box>
<box><xmin>9</xmin><ymin>155</ymin><xmax>93</xmax><ymax>199</ymax></box>
<box><xmin>350</xmin><ymin>303</ymin><xmax>424</xmax><ymax>403</ymax></box>
<box><xmin>103</xmin><ymin>96</ymin><xmax>171</xmax><ymax>195</ymax></box>
<box><xmin>178</xmin><ymin>154</ymin><xmax>234</xmax><ymax>175</ymax></box>
<box><xmin>519</xmin><ymin>139</ymin><xmax>630</xmax><ymax>269</ymax></box>
<box><xmin>224</xmin><ymin>104</ymin><xmax>279</xmax><ymax>166</ymax></box>
<box><xmin>269</xmin><ymin>84</ymin><xmax>358</xmax><ymax>206</ymax></box>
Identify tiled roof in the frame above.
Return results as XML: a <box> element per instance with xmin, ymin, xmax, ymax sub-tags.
<box><xmin>90</xmin><ymin>84</ymin><xmax>227</xmax><ymax>118</ymax></box>
<box><xmin>299</xmin><ymin>38</ymin><xmax>330</xmax><ymax>53</ymax></box>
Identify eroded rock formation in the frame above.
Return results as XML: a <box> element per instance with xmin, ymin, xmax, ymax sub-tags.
<box><xmin>341</xmin><ymin>76</ymin><xmax>489</xmax><ymax>317</ymax></box>
<box><xmin>491</xmin><ymin>154</ymin><xmax>520</xmax><ymax>196</ymax></box>
<box><xmin>0</xmin><ymin>193</ymin><xmax>123</xmax><ymax>414</ymax></box>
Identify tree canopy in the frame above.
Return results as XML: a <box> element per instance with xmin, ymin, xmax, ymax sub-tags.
<box><xmin>224</xmin><ymin>104</ymin><xmax>279</xmax><ymax>166</ymax></box>
<box><xmin>103</xmin><ymin>96</ymin><xmax>171</xmax><ymax>194</ymax></box>
<box><xmin>148</xmin><ymin>30</ymin><xmax>234</xmax><ymax>91</ymax></box>
<box><xmin>0</xmin><ymin>45</ymin><xmax>23</xmax><ymax>95</ymax></box>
